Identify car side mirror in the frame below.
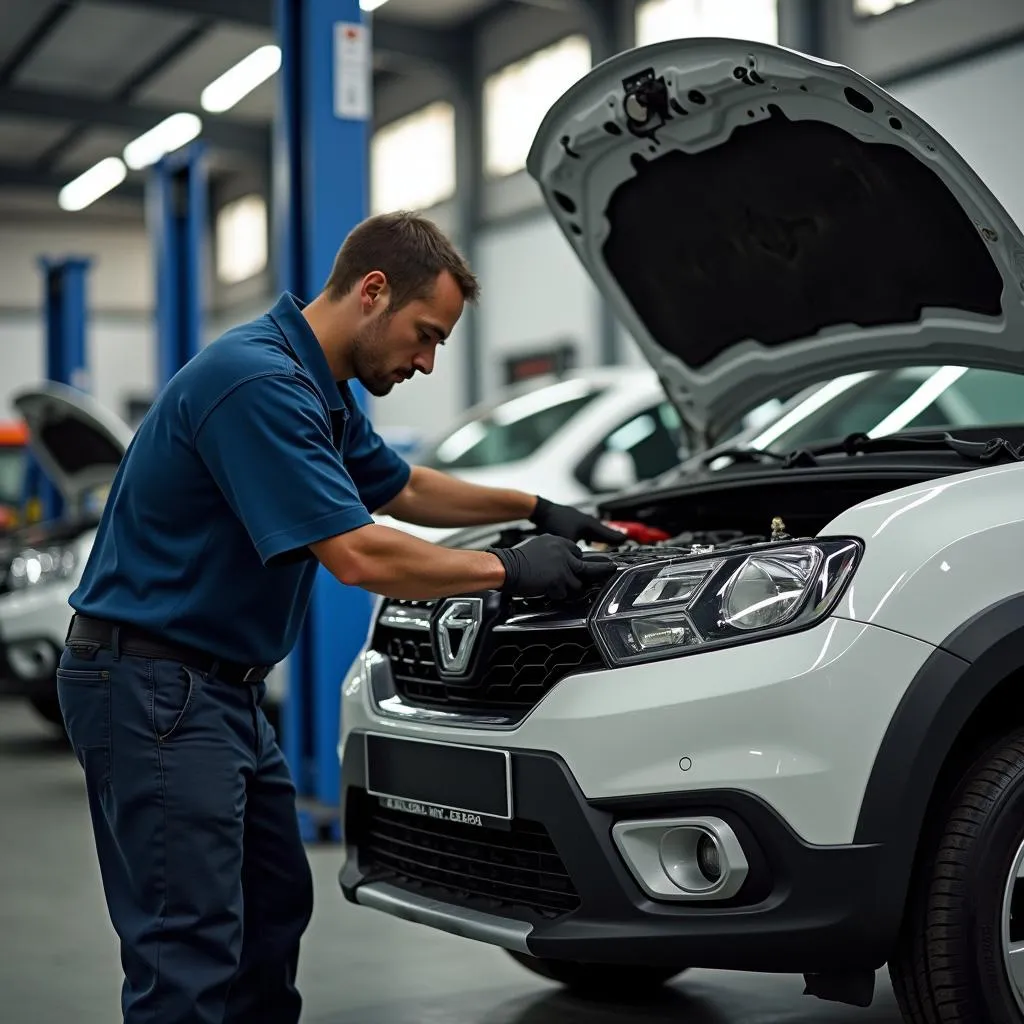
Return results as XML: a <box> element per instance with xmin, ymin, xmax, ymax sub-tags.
<box><xmin>590</xmin><ymin>449</ymin><xmax>637</xmax><ymax>493</ymax></box>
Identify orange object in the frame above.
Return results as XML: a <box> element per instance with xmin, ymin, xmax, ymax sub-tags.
<box><xmin>0</xmin><ymin>420</ymin><xmax>27</xmax><ymax>447</ymax></box>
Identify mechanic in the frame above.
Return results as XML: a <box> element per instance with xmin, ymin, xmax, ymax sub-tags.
<box><xmin>56</xmin><ymin>211</ymin><xmax>623</xmax><ymax>1024</ymax></box>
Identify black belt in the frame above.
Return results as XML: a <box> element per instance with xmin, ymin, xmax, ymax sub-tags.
<box><xmin>66</xmin><ymin>615</ymin><xmax>272</xmax><ymax>685</ymax></box>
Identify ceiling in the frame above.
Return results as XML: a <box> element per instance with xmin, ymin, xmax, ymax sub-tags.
<box><xmin>0</xmin><ymin>0</ymin><xmax>528</xmax><ymax>220</ymax></box>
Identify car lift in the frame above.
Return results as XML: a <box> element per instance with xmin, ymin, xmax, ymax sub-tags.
<box><xmin>147</xmin><ymin>143</ymin><xmax>207</xmax><ymax>388</ymax></box>
<box><xmin>31</xmin><ymin>256</ymin><xmax>93</xmax><ymax>522</ymax></box>
<box><xmin>274</xmin><ymin>0</ymin><xmax>373</xmax><ymax>841</ymax></box>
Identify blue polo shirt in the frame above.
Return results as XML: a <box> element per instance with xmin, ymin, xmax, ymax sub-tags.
<box><xmin>69</xmin><ymin>293</ymin><xmax>411</xmax><ymax>666</ymax></box>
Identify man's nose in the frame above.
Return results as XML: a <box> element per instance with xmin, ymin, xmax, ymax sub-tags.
<box><xmin>412</xmin><ymin>350</ymin><xmax>435</xmax><ymax>375</ymax></box>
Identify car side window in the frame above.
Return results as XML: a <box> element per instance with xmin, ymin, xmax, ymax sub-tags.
<box><xmin>575</xmin><ymin>402</ymin><xmax>685</xmax><ymax>492</ymax></box>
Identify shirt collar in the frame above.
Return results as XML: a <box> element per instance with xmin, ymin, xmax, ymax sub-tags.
<box><xmin>268</xmin><ymin>292</ymin><xmax>346</xmax><ymax>413</ymax></box>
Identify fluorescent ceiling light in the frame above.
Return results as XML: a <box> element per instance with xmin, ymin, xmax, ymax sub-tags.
<box><xmin>123</xmin><ymin>112</ymin><xmax>202</xmax><ymax>170</ymax></box>
<box><xmin>201</xmin><ymin>44</ymin><xmax>282</xmax><ymax>113</ymax></box>
<box><xmin>360</xmin><ymin>0</ymin><xmax>391</xmax><ymax>10</ymax></box>
<box><xmin>58</xmin><ymin>157</ymin><xmax>127</xmax><ymax>211</ymax></box>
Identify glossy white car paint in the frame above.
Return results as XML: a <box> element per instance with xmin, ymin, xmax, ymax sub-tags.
<box><xmin>829</xmin><ymin>460</ymin><xmax>1024</xmax><ymax>645</ymax></box>
<box><xmin>340</xmin><ymin>614</ymin><xmax>934</xmax><ymax>846</ymax></box>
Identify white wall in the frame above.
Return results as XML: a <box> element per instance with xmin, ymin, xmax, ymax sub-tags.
<box><xmin>0</xmin><ymin>222</ymin><xmax>156</xmax><ymax>419</ymax></box>
<box><xmin>891</xmin><ymin>42</ymin><xmax>1024</xmax><ymax>226</ymax></box>
<box><xmin>474</xmin><ymin>212</ymin><xmax>603</xmax><ymax>398</ymax></box>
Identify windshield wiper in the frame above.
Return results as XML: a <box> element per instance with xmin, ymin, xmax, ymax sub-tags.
<box><xmin>796</xmin><ymin>431</ymin><xmax>1024</xmax><ymax>463</ymax></box>
<box><xmin>700</xmin><ymin>447</ymin><xmax>820</xmax><ymax>468</ymax></box>
<box><xmin>704</xmin><ymin>431</ymin><xmax>1024</xmax><ymax>471</ymax></box>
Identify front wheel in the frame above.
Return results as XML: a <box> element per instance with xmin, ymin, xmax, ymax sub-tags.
<box><xmin>506</xmin><ymin>949</ymin><xmax>687</xmax><ymax>998</ymax></box>
<box><xmin>889</xmin><ymin>729</ymin><xmax>1024</xmax><ymax>1023</ymax></box>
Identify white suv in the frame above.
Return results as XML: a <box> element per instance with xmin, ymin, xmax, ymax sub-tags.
<box><xmin>336</xmin><ymin>39</ymin><xmax>1024</xmax><ymax>1021</ymax></box>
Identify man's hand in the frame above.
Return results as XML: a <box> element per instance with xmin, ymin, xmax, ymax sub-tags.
<box><xmin>530</xmin><ymin>496</ymin><xmax>626</xmax><ymax>546</ymax></box>
<box><xmin>488</xmin><ymin>535</ymin><xmax>617</xmax><ymax>601</ymax></box>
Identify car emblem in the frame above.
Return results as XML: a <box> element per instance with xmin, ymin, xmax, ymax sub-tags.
<box><xmin>435</xmin><ymin>598</ymin><xmax>483</xmax><ymax>675</ymax></box>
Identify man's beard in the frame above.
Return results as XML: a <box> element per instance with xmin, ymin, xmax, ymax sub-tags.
<box><xmin>350</xmin><ymin>317</ymin><xmax>395</xmax><ymax>397</ymax></box>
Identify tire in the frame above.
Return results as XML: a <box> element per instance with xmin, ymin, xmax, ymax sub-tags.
<box><xmin>506</xmin><ymin>949</ymin><xmax>686</xmax><ymax>998</ymax></box>
<box><xmin>888</xmin><ymin>729</ymin><xmax>1024</xmax><ymax>1023</ymax></box>
<box><xmin>29</xmin><ymin>691</ymin><xmax>67</xmax><ymax>731</ymax></box>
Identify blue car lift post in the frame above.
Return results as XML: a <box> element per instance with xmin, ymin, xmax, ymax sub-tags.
<box><xmin>32</xmin><ymin>257</ymin><xmax>93</xmax><ymax>522</ymax></box>
<box><xmin>274</xmin><ymin>0</ymin><xmax>373</xmax><ymax>842</ymax></box>
<box><xmin>146</xmin><ymin>143</ymin><xmax>207</xmax><ymax>388</ymax></box>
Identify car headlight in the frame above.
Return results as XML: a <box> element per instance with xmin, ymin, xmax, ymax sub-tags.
<box><xmin>6</xmin><ymin>545</ymin><xmax>78</xmax><ymax>590</ymax></box>
<box><xmin>591</xmin><ymin>539</ymin><xmax>861</xmax><ymax>666</ymax></box>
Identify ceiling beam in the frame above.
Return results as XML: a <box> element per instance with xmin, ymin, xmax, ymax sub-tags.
<box><xmin>0</xmin><ymin>2</ymin><xmax>78</xmax><ymax>87</ymax></box>
<box><xmin>372</xmin><ymin>21</ymin><xmax>464</xmax><ymax>70</ymax></box>
<box><xmin>35</xmin><ymin>19</ymin><xmax>217</xmax><ymax>172</ymax></box>
<box><xmin>103</xmin><ymin>0</ymin><xmax>272</xmax><ymax>26</ymax></box>
<box><xmin>0</xmin><ymin>87</ymin><xmax>269</xmax><ymax>154</ymax></box>
<box><xmin>0</xmin><ymin>163</ymin><xmax>145</xmax><ymax>202</ymax></box>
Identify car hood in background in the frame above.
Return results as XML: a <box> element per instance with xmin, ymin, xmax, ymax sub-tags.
<box><xmin>527</xmin><ymin>38</ymin><xmax>1024</xmax><ymax>444</ymax></box>
<box><xmin>12</xmin><ymin>382</ymin><xmax>133</xmax><ymax>506</ymax></box>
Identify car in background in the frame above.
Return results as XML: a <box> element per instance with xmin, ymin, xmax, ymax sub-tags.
<box><xmin>335</xmin><ymin>37</ymin><xmax>1024</xmax><ymax>1024</ymax></box>
<box><xmin>375</xmin><ymin>366</ymin><xmax>784</xmax><ymax>543</ymax></box>
<box><xmin>0</xmin><ymin>384</ymin><xmax>131</xmax><ymax>729</ymax></box>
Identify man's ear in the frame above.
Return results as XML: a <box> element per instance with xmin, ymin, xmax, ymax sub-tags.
<box><xmin>360</xmin><ymin>271</ymin><xmax>389</xmax><ymax>313</ymax></box>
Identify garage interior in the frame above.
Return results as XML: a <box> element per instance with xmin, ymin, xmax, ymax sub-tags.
<box><xmin>3</xmin><ymin>0</ymin><xmax>1024</xmax><ymax>1021</ymax></box>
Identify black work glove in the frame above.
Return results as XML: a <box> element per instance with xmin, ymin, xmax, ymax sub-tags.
<box><xmin>529</xmin><ymin>496</ymin><xmax>626</xmax><ymax>546</ymax></box>
<box><xmin>489</xmin><ymin>534</ymin><xmax>617</xmax><ymax>601</ymax></box>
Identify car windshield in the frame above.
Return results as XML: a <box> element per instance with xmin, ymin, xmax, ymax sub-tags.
<box><xmin>418</xmin><ymin>380</ymin><xmax>607</xmax><ymax>471</ymax></box>
<box><xmin>744</xmin><ymin>366</ymin><xmax>1024</xmax><ymax>454</ymax></box>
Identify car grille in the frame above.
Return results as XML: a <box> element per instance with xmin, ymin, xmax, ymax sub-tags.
<box><xmin>351</xmin><ymin>793</ymin><xmax>580</xmax><ymax>919</ymax></box>
<box><xmin>372</xmin><ymin>621</ymin><xmax>603</xmax><ymax>712</ymax></box>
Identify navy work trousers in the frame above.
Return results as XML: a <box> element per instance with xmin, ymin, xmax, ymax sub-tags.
<box><xmin>57</xmin><ymin>640</ymin><xmax>314</xmax><ymax>1024</ymax></box>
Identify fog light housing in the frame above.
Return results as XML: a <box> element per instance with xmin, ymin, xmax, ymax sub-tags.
<box><xmin>612</xmin><ymin>816</ymin><xmax>748</xmax><ymax>902</ymax></box>
<box><xmin>696</xmin><ymin>832</ymin><xmax>722</xmax><ymax>883</ymax></box>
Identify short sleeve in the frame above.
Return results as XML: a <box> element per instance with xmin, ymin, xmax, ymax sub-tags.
<box><xmin>194</xmin><ymin>372</ymin><xmax>374</xmax><ymax>564</ymax></box>
<box><xmin>343</xmin><ymin>397</ymin><xmax>412</xmax><ymax>512</ymax></box>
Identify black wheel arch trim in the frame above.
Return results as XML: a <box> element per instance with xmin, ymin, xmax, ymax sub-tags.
<box><xmin>853</xmin><ymin>594</ymin><xmax>1024</xmax><ymax>908</ymax></box>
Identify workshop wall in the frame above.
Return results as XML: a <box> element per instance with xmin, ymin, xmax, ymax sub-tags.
<box><xmin>891</xmin><ymin>41</ymin><xmax>1024</xmax><ymax>226</ymax></box>
<box><xmin>0</xmin><ymin>222</ymin><xmax>155</xmax><ymax>418</ymax></box>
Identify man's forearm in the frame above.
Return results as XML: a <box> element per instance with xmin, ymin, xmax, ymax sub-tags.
<box><xmin>310</xmin><ymin>522</ymin><xmax>506</xmax><ymax>599</ymax></box>
<box><xmin>377</xmin><ymin>465</ymin><xmax>538</xmax><ymax>528</ymax></box>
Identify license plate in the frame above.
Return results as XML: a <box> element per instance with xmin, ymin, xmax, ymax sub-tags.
<box><xmin>364</xmin><ymin>732</ymin><xmax>512</xmax><ymax>828</ymax></box>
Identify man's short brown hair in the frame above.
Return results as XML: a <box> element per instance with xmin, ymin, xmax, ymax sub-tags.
<box><xmin>324</xmin><ymin>210</ymin><xmax>479</xmax><ymax>311</ymax></box>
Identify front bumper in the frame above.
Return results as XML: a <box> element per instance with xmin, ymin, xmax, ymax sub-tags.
<box><xmin>338</xmin><ymin>737</ymin><xmax>891</xmax><ymax>973</ymax></box>
<box><xmin>337</xmin><ymin>616</ymin><xmax>937</xmax><ymax>972</ymax></box>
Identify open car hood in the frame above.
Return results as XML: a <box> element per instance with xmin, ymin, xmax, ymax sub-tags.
<box><xmin>12</xmin><ymin>382</ymin><xmax>133</xmax><ymax>507</ymax></box>
<box><xmin>527</xmin><ymin>38</ymin><xmax>1024</xmax><ymax>444</ymax></box>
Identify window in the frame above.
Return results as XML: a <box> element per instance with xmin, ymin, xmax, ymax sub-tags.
<box><xmin>635</xmin><ymin>0</ymin><xmax>779</xmax><ymax>47</ymax></box>
<box><xmin>752</xmin><ymin>366</ymin><xmax>1024</xmax><ymax>455</ymax></box>
<box><xmin>370</xmin><ymin>101</ymin><xmax>456</xmax><ymax>215</ymax></box>
<box><xmin>418</xmin><ymin>379</ymin><xmax>606</xmax><ymax>471</ymax></box>
<box><xmin>483</xmin><ymin>35</ymin><xmax>592</xmax><ymax>178</ymax></box>
<box><xmin>215</xmin><ymin>195</ymin><xmax>267</xmax><ymax>285</ymax></box>
<box><xmin>853</xmin><ymin>0</ymin><xmax>918</xmax><ymax>15</ymax></box>
<box><xmin>577</xmin><ymin>401</ymin><xmax>686</xmax><ymax>492</ymax></box>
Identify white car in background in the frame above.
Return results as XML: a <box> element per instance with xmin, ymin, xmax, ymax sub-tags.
<box><xmin>376</xmin><ymin>366</ymin><xmax>783</xmax><ymax>543</ymax></box>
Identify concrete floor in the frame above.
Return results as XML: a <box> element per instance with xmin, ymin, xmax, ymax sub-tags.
<box><xmin>0</xmin><ymin>697</ymin><xmax>909</xmax><ymax>1024</ymax></box>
